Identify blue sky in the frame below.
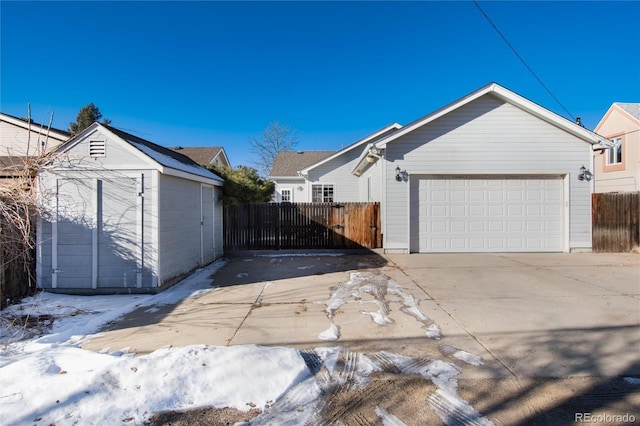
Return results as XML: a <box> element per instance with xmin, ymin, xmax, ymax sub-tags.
<box><xmin>2</xmin><ymin>1</ymin><xmax>639</xmax><ymax>169</ymax></box>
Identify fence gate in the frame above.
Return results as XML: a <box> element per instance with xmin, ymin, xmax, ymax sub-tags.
<box><xmin>592</xmin><ymin>192</ymin><xmax>640</xmax><ymax>252</ymax></box>
<box><xmin>224</xmin><ymin>202</ymin><xmax>381</xmax><ymax>251</ymax></box>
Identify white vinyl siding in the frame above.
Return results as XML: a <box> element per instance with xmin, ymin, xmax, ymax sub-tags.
<box><xmin>36</xmin><ymin>126</ymin><xmax>222</xmax><ymax>293</ymax></box>
<box><xmin>384</xmin><ymin>95</ymin><xmax>592</xmax><ymax>252</ymax></box>
<box><xmin>0</xmin><ymin>119</ymin><xmax>68</xmax><ymax>156</ymax></box>
<box><xmin>158</xmin><ymin>174</ymin><xmax>203</xmax><ymax>281</ymax></box>
<box><xmin>306</xmin><ymin>149</ymin><xmax>362</xmax><ymax>202</ymax></box>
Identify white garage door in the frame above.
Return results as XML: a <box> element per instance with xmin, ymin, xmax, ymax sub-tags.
<box><xmin>417</xmin><ymin>176</ymin><xmax>564</xmax><ymax>252</ymax></box>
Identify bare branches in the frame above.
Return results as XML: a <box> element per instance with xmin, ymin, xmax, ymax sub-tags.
<box><xmin>0</xmin><ymin>151</ymin><xmax>57</xmax><ymax>308</ymax></box>
<box><xmin>250</xmin><ymin>121</ymin><xmax>298</xmax><ymax>177</ymax></box>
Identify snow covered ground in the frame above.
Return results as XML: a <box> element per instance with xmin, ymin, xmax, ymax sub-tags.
<box><xmin>1</xmin><ymin>258</ymin><xmax>496</xmax><ymax>425</ymax></box>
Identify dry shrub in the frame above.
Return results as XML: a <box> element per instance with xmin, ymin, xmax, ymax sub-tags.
<box><xmin>0</xmin><ymin>153</ymin><xmax>55</xmax><ymax>309</ymax></box>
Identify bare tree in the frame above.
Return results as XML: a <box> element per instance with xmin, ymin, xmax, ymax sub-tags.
<box><xmin>250</xmin><ymin>121</ymin><xmax>298</xmax><ymax>177</ymax></box>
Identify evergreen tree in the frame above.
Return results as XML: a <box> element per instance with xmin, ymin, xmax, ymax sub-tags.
<box><xmin>208</xmin><ymin>164</ymin><xmax>275</xmax><ymax>205</ymax></box>
<box><xmin>68</xmin><ymin>103</ymin><xmax>111</xmax><ymax>135</ymax></box>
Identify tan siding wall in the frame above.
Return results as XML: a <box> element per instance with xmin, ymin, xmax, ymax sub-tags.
<box><xmin>594</xmin><ymin>107</ymin><xmax>640</xmax><ymax>193</ymax></box>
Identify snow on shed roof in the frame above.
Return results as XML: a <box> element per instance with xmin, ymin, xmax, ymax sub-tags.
<box><xmin>104</xmin><ymin>125</ymin><xmax>223</xmax><ymax>183</ymax></box>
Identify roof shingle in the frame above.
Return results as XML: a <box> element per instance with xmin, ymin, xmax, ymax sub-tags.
<box><xmin>169</xmin><ymin>146</ymin><xmax>223</xmax><ymax>166</ymax></box>
<box><xmin>269</xmin><ymin>151</ymin><xmax>334</xmax><ymax>177</ymax></box>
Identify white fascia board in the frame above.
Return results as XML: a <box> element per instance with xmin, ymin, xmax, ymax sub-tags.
<box><xmin>213</xmin><ymin>148</ymin><xmax>231</xmax><ymax>167</ymax></box>
<box><xmin>161</xmin><ymin>166</ymin><xmax>223</xmax><ymax>186</ymax></box>
<box><xmin>0</xmin><ymin>113</ymin><xmax>69</xmax><ymax>142</ymax></box>
<box><xmin>489</xmin><ymin>84</ymin><xmax>606</xmax><ymax>145</ymax></box>
<box><xmin>269</xmin><ymin>176</ymin><xmax>306</xmax><ymax>182</ymax></box>
<box><xmin>58</xmin><ymin>123</ymin><xmax>223</xmax><ymax>185</ymax></box>
<box><xmin>299</xmin><ymin>122</ymin><xmax>402</xmax><ymax>175</ymax></box>
<box><xmin>374</xmin><ymin>83</ymin><xmax>608</xmax><ymax>148</ymax></box>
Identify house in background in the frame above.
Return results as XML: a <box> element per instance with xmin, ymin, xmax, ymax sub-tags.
<box><xmin>0</xmin><ymin>113</ymin><xmax>70</xmax><ymax>181</ymax></box>
<box><xmin>269</xmin><ymin>124</ymin><xmax>401</xmax><ymax>203</ymax></box>
<box><xmin>593</xmin><ymin>103</ymin><xmax>640</xmax><ymax>193</ymax></box>
<box><xmin>170</xmin><ymin>146</ymin><xmax>230</xmax><ymax>168</ymax></box>
<box><xmin>0</xmin><ymin>112</ymin><xmax>69</xmax><ymax>156</ymax></box>
<box><xmin>269</xmin><ymin>83</ymin><xmax>610</xmax><ymax>253</ymax></box>
<box><xmin>37</xmin><ymin>123</ymin><xmax>224</xmax><ymax>294</ymax></box>
<box><xmin>269</xmin><ymin>151</ymin><xmax>333</xmax><ymax>202</ymax></box>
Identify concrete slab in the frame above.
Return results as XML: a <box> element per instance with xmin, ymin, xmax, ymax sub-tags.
<box><xmin>83</xmin><ymin>303</ymin><xmax>252</xmax><ymax>355</ymax></box>
<box><xmin>387</xmin><ymin>252</ymin><xmax>640</xmax><ymax>378</ymax></box>
<box><xmin>230</xmin><ymin>301</ymin><xmax>330</xmax><ymax>347</ymax></box>
<box><xmin>79</xmin><ymin>251</ymin><xmax>640</xmax><ymax>422</ymax></box>
<box><xmin>83</xmin><ymin>251</ymin><xmax>640</xmax><ymax>380</ymax></box>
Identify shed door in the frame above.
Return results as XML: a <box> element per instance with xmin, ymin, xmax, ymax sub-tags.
<box><xmin>97</xmin><ymin>178</ymin><xmax>140</xmax><ymax>288</ymax></box>
<box><xmin>53</xmin><ymin>177</ymin><xmax>142</xmax><ymax>289</ymax></box>
<box><xmin>416</xmin><ymin>176</ymin><xmax>563</xmax><ymax>252</ymax></box>
<box><xmin>52</xmin><ymin>179</ymin><xmax>94</xmax><ymax>289</ymax></box>
<box><xmin>200</xmin><ymin>185</ymin><xmax>215</xmax><ymax>265</ymax></box>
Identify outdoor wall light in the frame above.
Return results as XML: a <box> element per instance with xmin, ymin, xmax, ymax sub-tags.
<box><xmin>395</xmin><ymin>166</ymin><xmax>403</xmax><ymax>182</ymax></box>
<box><xmin>578</xmin><ymin>165</ymin><xmax>592</xmax><ymax>182</ymax></box>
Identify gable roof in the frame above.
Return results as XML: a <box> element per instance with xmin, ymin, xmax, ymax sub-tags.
<box><xmin>0</xmin><ymin>112</ymin><xmax>70</xmax><ymax>141</ymax></box>
<box><xmin>298</xmin><ymin>123</ymin><xmax>402</xmax><ymax>176</ymax></box>
<box><xmin>169</xmin><ymin>146</ymin><xmax>229</xmax><ymax>166</ymax></box>
<box><xmin>57</xmin><ymin>122</ymin><xmax>223</xmax><ymax>185</ymax></box>
<box><xmin>594</xmin><ymin>102</ymin><xmax>640</xmax><ymax>136</ymax></box>
<box><xmin>615</xmin><ymin>102</ymin><xmax>640</xmax><ymax>122</ymax></box>
<box><xmin>374</xmin><ymin>82</ymin><xmax>608</xmax><ymax>149</ymax></box>
<box><xmin>269</xmin><ymin>151</ymin><xmax>334</xmax><ymax>177</ymax></box>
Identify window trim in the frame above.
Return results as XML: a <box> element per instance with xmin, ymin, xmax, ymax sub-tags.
<box><xmin>603</xmin><ymin>135</ymin><xmax>625</xmax><ymax>172</ymax></box>
<box><xmin>280</xmin><ymin>188</ymin><xmax>292</xmax><ymax>203</ymax></box>
<box><xmin>311</xmin><ymin>183</ymin><xmax>334</xmax><ymax>202</ymax></box>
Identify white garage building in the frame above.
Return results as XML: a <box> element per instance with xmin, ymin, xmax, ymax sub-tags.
<box><xmin>281</xmin><ymin>83</ymin><xmax>609</xmax><ymax>253</ymax></box>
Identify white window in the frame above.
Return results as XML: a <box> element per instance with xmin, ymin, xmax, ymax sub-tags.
<box><xmin>607</xmin><ymin>137</ymin><xmax>622</xmax><ymax>165</ymax></box>
<box><xmin>312</xmin><ymin>184</ymin><xmax>334</xmax><ymax>202</ymax></box>
<box><xmin>281</xmin><ymin>188</ymin><xmax>292</xmax><ymax>202</ymax></box>
<box><xmin>89</xmin><ymin>140</ymin><xmax>106</xmax><ymax>157</ymax></box>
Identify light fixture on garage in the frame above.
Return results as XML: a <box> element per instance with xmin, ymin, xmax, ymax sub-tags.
<box><xmin>578</xmin><ymin>165</ymin><xmax>592</xmax><ymax>181</ymax></box>
<box><xmin>395</xmin><ymin>166</ymin><xmax>403</xmax><ymax>182</ymax></box>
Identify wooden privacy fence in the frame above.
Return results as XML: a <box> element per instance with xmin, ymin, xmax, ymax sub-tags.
<box><xmin>592</xmin><ymin>192</ymin><xmax>640</xmax><ymax>252</ymax></box>
<box><xmin>224</xmin><ymin>202</ymin><xmax>381</xmax><ymax>251</ymax></box>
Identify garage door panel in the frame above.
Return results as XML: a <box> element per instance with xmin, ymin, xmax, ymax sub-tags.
<box><xmin>417</xmin><ymin>176</ymin><xmax>563</xmax><ymax>252</ymax></box>
<box><xmin>451</xmin><ymin>205</ymin><xmax>467</xmax><ymax>216</ymax></box>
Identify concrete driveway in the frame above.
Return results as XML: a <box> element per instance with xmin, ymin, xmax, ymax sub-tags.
<box><xmin>83</xmin><ymin>251</ymin><xmax>640</xmax><ymax>423</ymax></box>
<box><xmin>85</xmin><ymin>251</ymin><xmax>639</xmax><ymax>379</ymax></box>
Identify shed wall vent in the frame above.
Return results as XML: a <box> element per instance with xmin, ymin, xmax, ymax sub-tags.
<box><xmin>89</xmin><ymin>140</ymin><xmax>106</xmax><ymax>157</ymax></box>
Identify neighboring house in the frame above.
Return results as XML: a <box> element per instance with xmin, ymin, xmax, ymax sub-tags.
<box><xmin>593</xmin><ymin>103</ymin><xmax>640</xmax><ymax>192</ymax></box>
<box><xmin>170</xmin><ymin>146</ymin><xmax>231</xmax><ymax>168</ymax></box>
<box><xmin>37</xmin><ymin>123</ymin><xmax>224</xmax><ymax>294</ymax></box>
<box><xmin>271</xmin><ymin>83</ymin><xmax>610</xmax><ymax>253</ymax></box>
<box><xmin>269</xmin><ymin>124</ymin><xmax>401</xmax><ymax>203</ymax></box>
<box><xmin>0</xmin><ymin>112</ymin><xmax>69</xmax><ymax>156</ymax></box>
<box><xmin>269</xmin><ymin>151</ymin><xmax>334</xmax><ymax>202</ymax></box>
<box><xmin>0</xmin><ymin>112</ymin><xmax>70</xmax><ymax>181</ymax></box>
